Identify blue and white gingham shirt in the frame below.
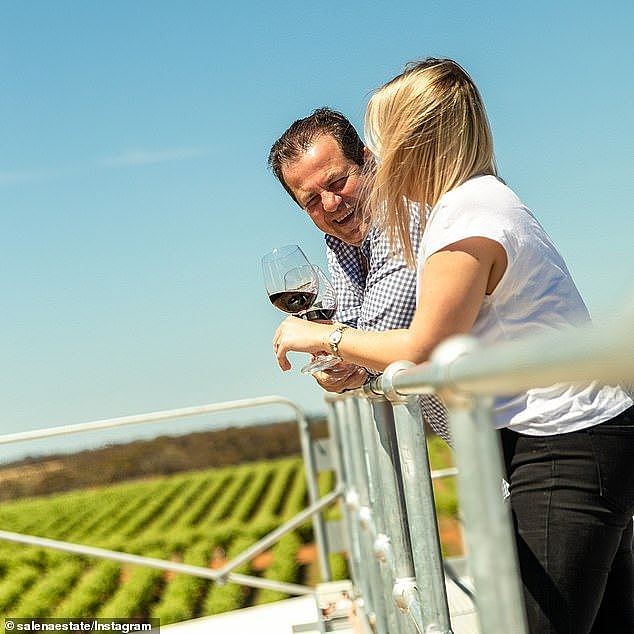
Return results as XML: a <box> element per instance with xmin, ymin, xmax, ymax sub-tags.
<box><xmin>325</xmin><ymin>206</ymin><xmax>451</xmax><ymax>442</ymax></box>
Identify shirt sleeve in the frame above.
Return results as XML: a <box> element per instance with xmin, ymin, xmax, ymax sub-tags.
<box><xmin>420</xmin><ymin>194</ymin><xmax>517</xmax><ymax>266</ymax></box>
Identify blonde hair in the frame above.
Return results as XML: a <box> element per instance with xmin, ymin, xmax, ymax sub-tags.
<box><xmin>364</xmin><ymin>58</ymin><xmax>497</xmax><ymax>266</ymax></box>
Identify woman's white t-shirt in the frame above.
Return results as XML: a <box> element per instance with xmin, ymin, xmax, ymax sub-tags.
<box><xmin>418</xmin><ymin>175</ymin><xmax>632</xmax><ymax>435</ymax></box>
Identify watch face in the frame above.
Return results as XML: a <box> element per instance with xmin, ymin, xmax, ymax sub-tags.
<box><xmin>330</xmin><ymin>330</ymin><xmax>342</xmax><ymax>345</ymax></box>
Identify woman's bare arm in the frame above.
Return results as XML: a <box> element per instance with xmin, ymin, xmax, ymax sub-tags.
<box><xmin>274</xmin><ymin>237</ymin><xmax>506</xmax><ymax>371</ymax></box>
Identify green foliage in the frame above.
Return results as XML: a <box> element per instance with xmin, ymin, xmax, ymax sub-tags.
<box><xmin>153</xmin><ymin>476</ymin><xmax>214</xmax><ymax>532</ymax></box>
<box><xmin>427</xmin><ymin>435</ymin><xmax>454</xmax><ymax>470</ymax></box>
<box><xmin>253</xmin><ymin>532</ymin><xmax>301</xmax><ymax>605</ymax></box>
<box><xmin>96</xmin><ymin>549</ymin><xmax>166</xmax><ymax>618</ymax></box>
<box><xmin>119</xmin><ymin>478</ymin><xmax>189</xmax><ymax>538</ymax></box>
<box><xmin>329</xmin><ymin>553</ymin><xmax>349</xmax><ymax>581</ymax></box>
<box><xmin>230</xmin><ymin>464</ymin><xmax>274</xmax><ymax>524</ymax></box>
<box><xmin>202</xmin><ymin>468</ymin><xmax>252</xmax><ymax>526</ymax></box>
<box><xmin>0</xmin><ymin>565</ymin><xmax>39</xmax><ymax>613</ymax></box>
<box><xmin>201</xmin><ymin>534</ymin><xmax>256</xmax><ymax>616</ymax></box>
<box><xmin>53</xmin><ymin>560</ymin><xmax>121</xmax><ymax>617</ymax></box>
<box><xmin>151</xmin><ymin>541</ymin><xmax>211</xmax><ymax>625</ymax></box>
<box><xmin>253</xmin><ymin>458</ymin><xmax>300</xmax><ymax>521</ymax></box>
<box><xmin>0</xmin><ymin>446</ymin><xmax>458</xmax><ymax>622</ymax></box>
<box><xmin>171</xmin><ymin>473</ymin><xmax>230</xmax><ymax>529</ymax></box>
<box><xmin>11</xmin><ymin>557</ymin><xmax>85</xmax><ymax>617</ymax></box>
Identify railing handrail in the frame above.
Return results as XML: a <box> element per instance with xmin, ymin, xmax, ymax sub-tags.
<box><xmin>0</xmin><ymin>529</ymin><xmax>314</xmax><ymax>596</ymax></box>
<box><xmin>0</xmin><ymin>394</ymin><xmax>334</xmax><ymax>595</ymax></box>
<box><xmin>0</xmin><ymin>395</ymin><xmax>307</xmax><ymax>446</ymax></box>
<box><xmin>3</xmin><ymin>299</ymin><xmax>631</xmax><ymax>629</ymax></box>
<box><xmin>369</xmin><ymin>300</ymin><xmax>634</xmax><ymax>398</ymax></box>
<box><xmin>324</xmin><ymin>297</ymin><xmax>633</xmax><ymax>634</ymax></box>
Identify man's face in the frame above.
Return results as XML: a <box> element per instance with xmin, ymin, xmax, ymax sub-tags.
<box><xmin>281</xmin><ymin>135</ymin><xmax>367</xmax><ymax>246</ymax></box>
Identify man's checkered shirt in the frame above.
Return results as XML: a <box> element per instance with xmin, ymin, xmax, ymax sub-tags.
<box><xmin>325</xmin><ymin>207</ymin><xmax>451</xmax><ymax>443</ymax></box>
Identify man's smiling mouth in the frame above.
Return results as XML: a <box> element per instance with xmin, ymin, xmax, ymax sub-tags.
<box><xmin>334</xmin><ymin>207</ymin><xmax>355</xmax><ymax>224</ymax></box>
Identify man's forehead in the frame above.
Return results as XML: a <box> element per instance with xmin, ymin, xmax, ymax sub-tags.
<box><xmin>297</xmin><ymin>138</ymin><xmax>343</xmax><ymax>172</ymax></box>
<box><xmin>283</xmin><ymin>142</ymin><xmax>345</xmax><ymax>196</ymax></box>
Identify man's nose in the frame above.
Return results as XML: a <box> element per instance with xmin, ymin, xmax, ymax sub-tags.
<box><xmin>321</xmin><ymin>191</ymin><xmax>342</xmax><ymax>212</ymax></box>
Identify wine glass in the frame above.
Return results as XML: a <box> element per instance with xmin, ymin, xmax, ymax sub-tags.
<box><xmin>262</xmin><ymin>246</ymin><xmax>340</xmax><ymax>375</ymax></box>
<box><xmin>297</xmin><ymin>266</ymin><xmax>341</xmax><ymax>374</ymax></box>
<box><xmin>262</xmin><ymin>245</ymin><xmax>319</xmax><ymax>315</ymax></box>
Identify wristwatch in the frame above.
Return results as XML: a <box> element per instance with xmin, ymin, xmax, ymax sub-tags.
<box><xmin>328</xmin><ymin>324</ymin><xmax>349</xmax><ymax>359</ymax></box>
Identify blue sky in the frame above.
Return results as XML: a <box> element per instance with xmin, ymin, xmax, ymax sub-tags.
<box><xmin>1</xmin><ymin>2</ymin><xmax>633</xmax><ymax>459</ymax></box>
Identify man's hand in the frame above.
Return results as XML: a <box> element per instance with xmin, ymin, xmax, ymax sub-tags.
<box><xmin>313</xmin><ymin>363</ymin><xmax>368</xmax><ymax>393</ymax></box>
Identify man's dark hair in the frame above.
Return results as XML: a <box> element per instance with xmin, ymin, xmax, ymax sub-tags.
<box><xmin>268</xmin><ymin>107</ymin><xmax>364</xmax><ymax>206</ymax></box>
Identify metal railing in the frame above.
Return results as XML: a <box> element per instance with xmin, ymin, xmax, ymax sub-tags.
<box><xmin>327</xmin><ymin>298</ymin><xmax>634</xmax><ymax>634</ymax></box>
<box><xmin>1</xmin><ymin>298</ymin><xmax>632</xmax><ymax>632</ymax></box>
<box><xmin>0</xmin><ymin>396</ymin><xmax>335</xmax><ymax>597</ymax></box>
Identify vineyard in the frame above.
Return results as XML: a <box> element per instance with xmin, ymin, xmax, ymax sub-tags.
<box><xmin>0</xmin><ymin>439</ymin><xmax>458</xmax><ymax>624</ymax></box>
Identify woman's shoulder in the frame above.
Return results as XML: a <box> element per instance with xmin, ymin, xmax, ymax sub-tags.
<box><xmin>441</xmin><ymin>175</ymin><xmax>521</xmax><ymax>213</ymax></box>
<box><xmin>422</xmin><ymin>175</ymin><xmax>534</xmax><ymax>264</ymax></box>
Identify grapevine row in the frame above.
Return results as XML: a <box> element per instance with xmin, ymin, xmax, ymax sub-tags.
<box><xmin>11</xmin><ymin>557</ymin><xmax>85</xmax><ymax>617</ymax></box>
<box><xmin>96</xmin><ymin>547</ymin><xmax>168</xmax><ymax>618</ymax></box>
<box><xmin>150</xmin><ymin>540</ymin><xmax>211</xmax><ymax>624</ymax></box>
<box><xmin>172</xmin><ymin>472</ymin><xmax>232</xmax><ymax>529</ymax></box>
<box><xmin>152</xmin><ymin>475</ymin><xmax>215</xmax><ymax>532</ymax></box>
<box><xmin>253</xmin><ymin>457</ymin><xmax>300</xmax><ymax>523</ymax></box>
<box><xmin>53</xmin><ymin>560</ymin><xmax>121</xmax><ymax>618</ymax></box>
<box><xmin>200</xmin><ymin>468</ymin><xmax>253</xmax><ymax>527</ymax></box>
<box><xmin>201</xmin><ymin>533</ymin><xmax>256</xmax><ymax>615</ymax></box>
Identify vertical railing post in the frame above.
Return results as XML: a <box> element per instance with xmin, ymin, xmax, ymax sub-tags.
<box><xmin>341</xmin><ymin>397</ymin><xmax>383</xmax><ymax>629</ymax></box>
<box><xmin>329</xmin><ymin>400</ymin><xmax>364</xmax><ymax>595</ymax></box>
<box><xmin>367</xmin><ymin>396</ymin><xmax>421</xmax><ymax>633</ymax></box>
<box><xmin>296</xmin><ymin>407</ymin><xmax>331</xmax><ymax>581</ymax></box>
<box><xmin>382</xmin><ymin>361</ymin><xmax>453</xmax><ymax>634</ymax></box>
<box><xmin>432</xmin><ymin>336</ymin><xmax>528</xmax><ymax>634</ymax></box>
<box><xmin>335</xmin><ymin>397</ymin><xmax>383</xmax><ymax>632</ymax></box>
<box><xmin>353</xmin><ymin>397</ymin><xmax>397</xmax><ymax>634</ymax></box>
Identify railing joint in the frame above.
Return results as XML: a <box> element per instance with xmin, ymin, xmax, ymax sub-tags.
<box><xmin>428</xmin><ymin>335</ymin><xmax>479</xmax><ymax>408</ymax></box>
<box><xmin>373</xmin><ymin>532</ymin><xmax>391</xmax><ymax>564</ymax></box>
<box><xmin>345</xmin><ymin>489</ymin><xmax>360</xmax><ymax>511</ymax></box>
<box><xmin>392</xmin><ymin>576</ymin><xmax>417</xmax><ymax>612</ymax></box>
<box><xmin>381</xmin><ymin>360</ymin><xmax>416</xmax><ymax>402</ymax></box>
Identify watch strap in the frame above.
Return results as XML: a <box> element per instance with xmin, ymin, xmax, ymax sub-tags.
<box><xmin>329</xmin><ymin>323</ymin><xmax>349</xmax><ymax>359</ymax></box>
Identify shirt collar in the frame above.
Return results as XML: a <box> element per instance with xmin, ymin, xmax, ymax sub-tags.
<box><xmin>324</xmin><ymin>226</ymin><xmax>375</xmax><ymax>254</ymax></box>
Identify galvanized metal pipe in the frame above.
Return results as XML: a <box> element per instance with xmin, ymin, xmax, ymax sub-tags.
<box><xmin>368</xmin><ymin>400</ymin><xmax>415</xmax><ymax>578</ymax></box>
<box><xmin>355</xmin><ymin>397</ymin><xmax>397</xmax><ymax>634</ymax></box>
<box><xmin>216</xmin><ymin>487</ymin><xmax>342</xmax><ymax>578</ymax></box>
<box><xmin>0</xmin><ymin>529</ymin><xmax>313</xmax><ymax>596</ymax></box>
<box><xmin>0</xmin><ymin>396</ymin><xmax>309</xmax><ymax>445</ymax></box>
<box><xmin>294</xmin><ymin>405</ymin><xmax>332</xmax><ymax>582</ymax></box>
<box><xmin>383</xmin><ymin>361</ymin><xmax>453</xmax><ymax>634</ymax></box>
<box><xmin>371</xmin><ymin>307</ymin><xmax>634</xmax><ymax>399</ymax></box>
<box><xmin>367</xmin><ymin>398</ymin><xmax>421</xmax><ymax>634</ymax></box>
<box><xmin>0</xmin><ymin>395</ymin><xmax>332</xmax><ymax>593</ymax></box>
<box><xmin>325</xmin><ymin>401</ymin><xmax>358</xmax><ymax>586</ymax></box>
<box><xmin>342</xmin><ymin>398</ymin><xmax>382</xmax><ymax>625</ymax></box>
<box><xmin>447</xmin><ymin>395</ymin><xmax>528</xmax><ymax>633</ymax></box>
<box><xmin>332</xmin><ymin>400</ymin><xmax>364</xmax><ymax>596</ymax></box>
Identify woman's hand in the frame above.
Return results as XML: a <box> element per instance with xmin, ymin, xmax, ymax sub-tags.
<box><xmin>273</xmin><ymin>317</ymin><xmax>331</xmax><ymax>371</ymax></box>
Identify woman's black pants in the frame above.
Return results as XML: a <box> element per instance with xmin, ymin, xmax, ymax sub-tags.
<box><xmin>500</xmin><ymin>405</ymin><xmax>634</xmax><ymax>634</ymax></box>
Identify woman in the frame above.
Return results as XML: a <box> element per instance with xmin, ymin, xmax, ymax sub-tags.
<box><xmin>273</xmin><ymin>58</ymin><xmax>633</xmax><ymax>633</ymax></box>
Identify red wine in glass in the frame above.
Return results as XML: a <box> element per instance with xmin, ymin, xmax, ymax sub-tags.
<box><xmin>262</xmin><ymin>247</ymin><xmax>339</xmax><ymax>374</ymax></box>
<box><xmin>297</xmin><ymin>265</ymin><xmax>341</xmax><ymax>374</ymax></box>
<box><xmin>269</xmin><ymin>290</ymin><xmax>317</xmax><ymax>313</ymax></box>
<box><xmin>262</xmin><ymin>246</ymin><xmax>318</xmax><ymax>315</ymax></box>
<box><xmin>300</xmin><ymin>307</ymin><xmax>336</xmax><ymax>321</ymax></box>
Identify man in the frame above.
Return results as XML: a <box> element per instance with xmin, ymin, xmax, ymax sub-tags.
<box><xmin>268</xmin><ymin>108</ymin><xmax>449</xmax><ymax>439</ymax></box>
